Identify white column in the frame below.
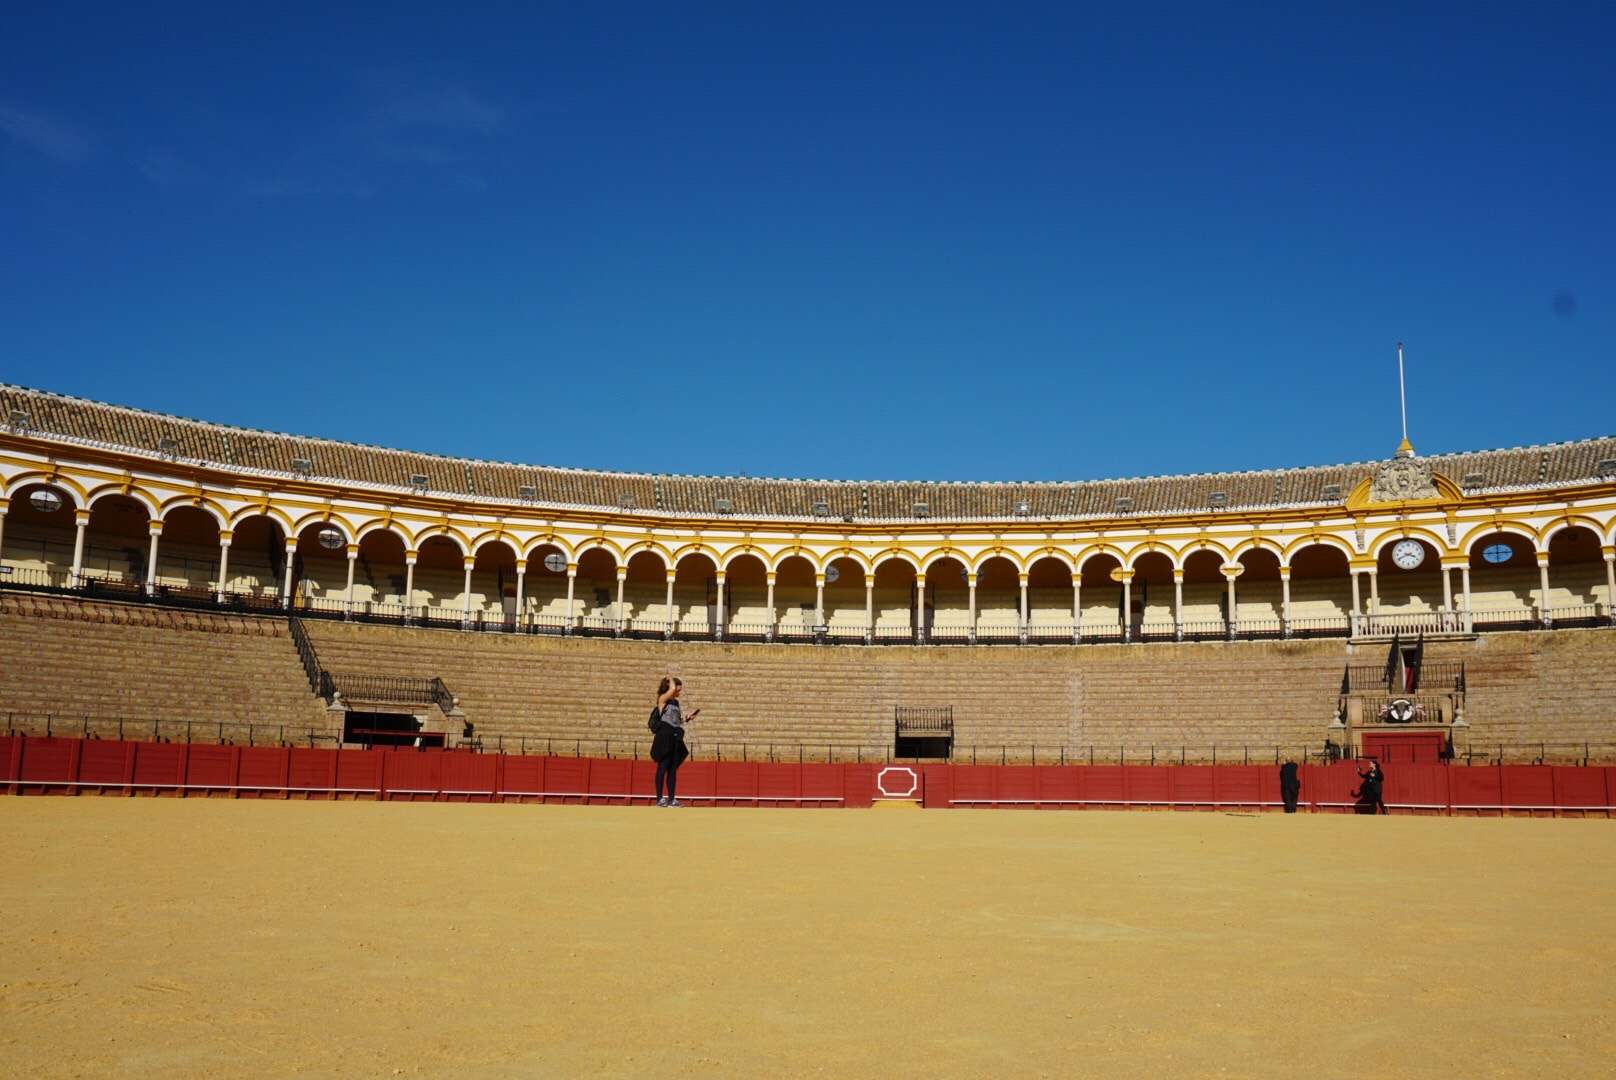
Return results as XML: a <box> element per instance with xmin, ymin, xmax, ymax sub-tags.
<box><xmin>216</xmin><ymin>535</ymin><xmax>232</xmax><ymax>603</ymax></box>
<box><xmin>565</xmin><ymin>565</ymin><xmax>577</xmax><ymax>634</ymax></box>
<box><xmin>1120</xmin><ymin>571</ymin><xmax>1132</xmax><ymax>641</ymax></box>
<box><xmin>967</xmin><ymin>573</ymin><xmax>978</xmax><ymax>644</ymax></box>
<box><xmin>1279</xmin><ymin>568</ymin><xmax>1292</xmax><ymax>636</ymax></box>
<box><xmin>767</xmin><ymin>572</ymin><xmax>777</xmax><ymax>641</ymax></box>
<box><xmin>70</xmin><ymin>510</ymin><xmax>90</xmax><ymax>586</ymax></box>
<box><xmin>145</xmin><ymin>522</ymin><xmax>163</xmax><ymax>594</ymax></box>
<box><xmin>664</xmin><ymin>570</ymin><xmax>676</xmax><ymax>637</ymax></box>
<box><xmin>715</xmin><ymin>571</ymin><xmax>727</xmax><ymax>638</ymax></box>
<box><xmin>1537</xmin><ymin>554</ymin><xmax>1552</xmax><ymax>626</ymax></box>
<box><xmin>1349</xmin><ymin>569</ymin><xmax>1362</xmax><ymax>634</ymax></box>
<box><xmin>1603</xmin><ymin>552</ymin><xmax>1616</xmax><ymax>625</ymax></box>
<box><xmin>864</xmin><ymin>578</ymin><xmax>874</xmax><ymax>643</ymax></box>
<box><xmin>0</xmin><ymin>501</ymin><xmax>8</xmax><ymax>567</ymax></box>
<box><xmin>514</xmin><ymin>560</ymin><xmax>526</xmax><ymax>628</ymax></box>
<box><xmin>814</xmin><ymin>574</ymin><xmax>825</xmax><ymax>629</ymax></box>
<box><xmin>344</xmin><ymin>545</ymin><xmax>358</xmax><ymax>612</ymax></box>
<box><xmin>914</xmin><ymin>572</ymin><xmax>927</xmax><ymax>642</ymax></box>
<box><xmin>281</xmin><ymin>541</ymin><xmax>297</xmax><ymax>606</ymax></box>
<box><xmin>1224</xmin><ymin>567</ymin><xmax>1238</xmax><ymax>638</ymax></box>
<box><xmin>1369</xmin><ymin>570</ymin><xmax>1380</xmax><ymax>616</ymax></box>
<box><xmin>404</xmin><ymin>552</ymin><xmax>417</xmax><ymax>618</ymax></box>
<box><xmin>1460</xmin><ymin>565</ymin><xmax>1472</xmax><ymax>632</ymax></box>
<box><xmin>1071</xmin><ymin>572</ymin><xmax>1082</xmax><ymax>643</ymax></box>
<box><xmin>1440</xmin><ymin>563</ymin><xmax>1454</xmax><ymax>630</ymax></box>
<box><xmin>462</xmin><ymin>557</ymin><xmax>474</xmax><ymax>624</ymax></box>
<box><xmin>615</xmin><ymin>567</ymin><xmax>627</xmax><ymax>635</ymax></box>
<box><xmin>1018</xmin><ymin>573</ymin><xmax>1029</xmax><ymax>643</ymax></box>
<box><xmin>1172</xmin><ymin>569</ymin><xmax>1185</xmax><ymax>640</ymax></box>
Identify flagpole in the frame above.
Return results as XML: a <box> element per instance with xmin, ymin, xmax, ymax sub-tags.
<box><xmin>1397</xmin><ymin>341</ymin><xmax>1408</xmax><ymax>445</ymax></box>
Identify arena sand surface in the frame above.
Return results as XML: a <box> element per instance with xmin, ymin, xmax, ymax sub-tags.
<box><xmin>3</xmin><ymin>801</ymin><xmax>1614</xmax><ymax>1079</ymax></box>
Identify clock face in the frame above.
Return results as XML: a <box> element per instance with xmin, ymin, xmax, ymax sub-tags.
<box><xmin>1391</xmin><ymin>539</ymin><xmax>1425</xmax><ymax>570</ymax></box>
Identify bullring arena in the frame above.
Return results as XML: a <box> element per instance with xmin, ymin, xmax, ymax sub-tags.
<box><xmin>4</xmin><ymin>382</ymin><xmax>1616</xmax><ymax>1077</ymax></box>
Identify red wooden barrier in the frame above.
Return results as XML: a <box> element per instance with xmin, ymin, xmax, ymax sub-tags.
<box><xmin>1499</xmin><ymin>766</ymin><xmax>1556</xmax><ymax>817</ymax></box>
<box><xmin>1449</xmin><ymin>767</ymin><xmax>1504</xmax><ymax>816</ymax></box>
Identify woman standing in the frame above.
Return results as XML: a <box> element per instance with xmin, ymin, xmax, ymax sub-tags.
<box><xmin>650</xmin><ymin>676</ymin><xmax>699</xmax><ymax>807</ymax></box>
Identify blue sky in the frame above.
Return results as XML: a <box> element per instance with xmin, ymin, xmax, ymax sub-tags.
<box><xmin>2</xmin><ymin>4</ymin><xmax>1611</xmax><ymax>482</ymax></box>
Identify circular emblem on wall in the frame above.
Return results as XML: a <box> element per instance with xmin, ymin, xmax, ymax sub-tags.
<box><xmin>28</xmin><ymin>488</ymin><xmax>64</xmax><ymax>513</ymax></box>
<box><xmin>316</xmin><ymin>526</ymin><xmax>345</xmax><ymax>550</ymax></box>
<box><xmin>1391</xmin><ymin>539</ymin><xmax>1425</xmax><ymax>570</ymax></box>
<box><xmin>1381</xmin><ymin>698</ymin><xmax>1417</xmax><ymax>723</ymax></box>
<box><xmin>824</xmin><ymin>564</ymin><xmax>840</xmax><ymax>584</ymax></box>
<box><xmin>543</xmin><ymin>552</ymin><xmax>567</xmax><ymax>573</ymax></box>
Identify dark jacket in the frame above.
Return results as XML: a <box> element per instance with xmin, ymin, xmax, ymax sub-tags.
<box><xmin>649</xmin><ymin>715</ymin><xmax>689</xmax><ymax>766</ymax></box>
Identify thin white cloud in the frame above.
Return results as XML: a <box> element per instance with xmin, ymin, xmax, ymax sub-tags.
<box><xmin>371</xmin><ymin>86</ymin><xmax>504</xmax><ymax>136</ymax></box>
<box><xmin>0</xmin><ymin>104</ymin><xmax>92</xmax><ymax>163</ymax></box>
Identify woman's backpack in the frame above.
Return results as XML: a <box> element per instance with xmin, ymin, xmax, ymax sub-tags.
<box><xmin>647</xmin><ymin>706</ymin><xmax>662</xmax><ymax>733</ymax></box>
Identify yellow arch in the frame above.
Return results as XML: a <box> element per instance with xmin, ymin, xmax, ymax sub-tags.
<box><xmin>920</xmin><ymin>546</ymin><xmax>972</xmax><ymax>575</ymax></box>
<box><xmin>229</xmin><ymin>504</ymin><xmax>295</xmax><ymax>533</ymax></box>
<box><xmin>2</xmin><ymin>470</ymin><xmax>89</xmax><ymax>508</ymax></box>
<box><xmin>157</xmin><ymin>495</ymin><xmax>230</xmax><ymax>529</ymax></box>
<box><xmin>354</xmin><ymin>520</ymin><xmax>412</xmax><ymax>546</ymax></box>
<box><xmin>1025</xmin><ymin>546</ymin><xmax>1076</xmax><ymax>572</ymax></box>
<box><xmin>413</xmin><ymin>524</ymin><xmax>471</xmax><ymax>556</ymax></box>
<box><xmin>1540</xmin><ymin>513</ymin><xmax>1607</xmax><ymax>548</ymax></box>
<box><xmin>1457</xmin><ymin>519</ymin><xmax>1541</xmax><ymax>556</ymax></box>
<box><xmin>521</xmin><ymin>534</ymin><xmax>576</xmax><ymax>562</ymax></box>
<box><xmin>621</xmin><ymin>540</ymin><xmax>673</xmax><ymax>569</ymax></box>
<box><xmin>970</xmin><ymin>547</ymin><xmax>1022</xmax><ymax>574</ymax></box>
<box><xmin>821</xmin><ymin>546</ymin><xmax>873</xmax><ymax>575</ymax></box>
<box><xmin>1229</xmin><ymin>536</ymin><xmax>1286</xmax><ymax>564</ymax></box>
<box><xmin>471</xmin><ymin>532</ymin><xmax>521</xmax><ymax>560</ymax></box>
<box><xmin>770</xmin><ymin>546</ymin><xmax>820</xmax><ymax>573</ymax></box>
<box><xmin>870</xmin><ymin>547</ymin><xmax>921</xmax><ymax>572</ymax></box>
<box><xmin>672</xmin><ymin>542</ymin><xmax>723</xmax><ymax>570</ymax></box>
<box><xmin>1369</xmin><ymin>525</ymin><xmax>1451</xmax><ymax>560</ymax></box>
<box><xmin>572</xmin><ymin>535</ymin><xmax>625</xmax><ymax>564</ymax></box>
<box><xmin>1174</xmin><ymin>538</ymin><xmax>1232</xmax><ymax>569</ymax></box>
<box><xmin>1122</xmin><ymin>541</ymin><xmax>1175</xmax><ymax>570</ymax></box>
<box><xmin>289</xmin><ymin>510</ymin><xmax>363</xmax><ymax>543</ymax></box>
<box><xmin>1282</xmin><ymin>532</ymin><xmax>1355</xmax><ymax>563</ymax></box>
<box><xmin>1074</xmin><ymin>543</ymin><xmax>1126</xmax><ymax>569</ymax></box>
<box><xmin>719</xmin><ymin>544</ymin><xmax>770</xmax><ymax>572</ymax></box>
<box><xmin>85</xmin><ymin>483</ymin><xmax>160</xmax><ymax>518</ymax></box>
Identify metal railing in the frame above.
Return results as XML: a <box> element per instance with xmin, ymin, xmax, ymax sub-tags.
<box><xmin>327</xmin><ymin>673</ymin><xmax>441</xmax><ymax>706</ymax></box>
<box><xmin>1345</xmin><ymin>659</ymin><xmax>1465</xmax><ymax>694</ymax></box>
<box><xmin>287</xmin><ymin>617</ymin><xmax>328</xmax><ymax>698</ymax></box>
<box><xmin>895</xmin><ymin>706</ymin><xmax>953</xmax><ymax>734</ymax></box>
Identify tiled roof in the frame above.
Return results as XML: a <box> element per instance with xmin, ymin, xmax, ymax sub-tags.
<box><xmin>3</xmin><ymin>383</ymin><xmax>1613</xmax><ymax>521</ymax></box>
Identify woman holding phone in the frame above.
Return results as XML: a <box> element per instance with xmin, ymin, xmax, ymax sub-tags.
<box><xmin>650</xmin><ymin>676</ymin><xmax>699</xmax><ymax>807</ymax></box>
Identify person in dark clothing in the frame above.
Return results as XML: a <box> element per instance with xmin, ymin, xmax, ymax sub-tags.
<box><xmin>1354</xmin><ymin>759</ymin><xmax>1387</xmax><ymax>815</ymax></box>
<box><xmin>649</xmin><ymin>676</ymin><xmax>699</xmax><ymax>807</ymax></box>
<box><xmin>1279</xmin><ymin>760</ymin><xmax>1301</xmax><ymax>813</ymax></box>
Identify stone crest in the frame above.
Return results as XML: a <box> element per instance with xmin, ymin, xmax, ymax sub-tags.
<box><xmin>1369</xmin><ymin>454</ymin><xmax>1439</xmax><ymax>503</ymax></box>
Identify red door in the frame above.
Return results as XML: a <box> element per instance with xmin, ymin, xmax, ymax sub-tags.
<box><xmin>1361</xmin><ymin>731</ymin><xmax>1445</xmax><ymax>765</ymax></box>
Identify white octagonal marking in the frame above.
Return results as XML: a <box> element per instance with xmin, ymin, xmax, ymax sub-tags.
<box><xmin>876</xmin><ymin>766</ymin><xmax>918</xmax><ymax>799</ymax></box>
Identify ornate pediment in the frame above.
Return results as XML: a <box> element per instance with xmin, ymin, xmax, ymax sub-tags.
<box><xmin>1370</xmin><ymin>455</ymin><xmax>1439</xmax><ymax>503</ymax></box>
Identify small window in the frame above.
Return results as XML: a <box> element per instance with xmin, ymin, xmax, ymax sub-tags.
<box><xmin>1481</xmin><ymin>543</ymin><xmax>1513</xmax><ymax>564</ymax></box>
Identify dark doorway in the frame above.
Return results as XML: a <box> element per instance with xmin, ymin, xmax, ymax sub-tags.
<box><xmin>344</xmin><ymin>711</ymin><xmax>443</xmax><ymax>748</ymax></box>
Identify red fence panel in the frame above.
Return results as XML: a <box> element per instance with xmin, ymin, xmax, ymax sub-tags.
<box><xmin>950</xmin><ymin>765</ymin><xmax>996</xmax><ymax>804</ymax></box>
<box><xmin>1214</xmin><ymin>765</ymin><xmax>1263</xmax><ymax>808</ymax></box>
<box><xmin>287</xmin><ymin>748</ymin><xmax>336</xmax><ymax>798</ymax></box>
<box><xmin>921</xmin><ymin>765</ymin><xmax>952</xmax><ymax>808</ymax></box>
<box><xmin>335</xmin><ymin>750</ymin><xmax>382</xmax><ymax>797</ymax></box>
<box><xmin>843</xmin><ymin>764</ymin><xmax>876</xmax><ymax>808</ymax></box>
<box><xmin>501</xmin><ymin>755</ymin><xmax>545</xmax><ymax>799</ymax></box>
<box><xmin>799</xmin><ymin>763</ymin><xmax>845</xmax><ymax>807</ymax></box>
<box><xmin>716</xmin><ymin>762</ymin><xmax>759</xmax><ymax>805</ymax></box>
<box><xmin>19</xmin><ymin>737</ymin><xmax>75</xmax><ymax>792</ymax></box>
<box><xmin>1036</xmin><ymin>766</ymin><xmax>1080</xmax><ymax>807</ymax></box>
<box><xmin>1500</xmin><ymin>766</ymin><xmax>1555</xmax><ymax>816</ymax></box>
<box><xmin>78</xmin><ymin>740</ymin><xmax>132</xmax><ymax>788</ymax></box>
<box><xmin>1168</xmin><ymin>766</ymin><xmax>1215</xmax><ymax>809</ymax></box>
<box><xmin>756</xmin><ymin>762</ymin><xmax>801</xmax><ymax>806</ymax></box>
<box><xmin>587</xmin><ymin>759</ymin><xmax>633</xmax><ymax>803</ymax></box>
<box><xmin>1081</xmin><ymin>766</ymin><xmax>1125</xmax><ymax>805</ymax></box>
<box><xmin>1450</xmin><ymin>767</ymin><xmax>1503</xmax><ymax>815</ymax></box>
<box><xmin>381</xmin><ymin>751</ymin><xmax>444</xmax><ymax>801</ymax></box>
<box><xmin>185</xmin><ymin>744</ymin><xmax>234</xmax><ymax>793</ymax></box>
<box><xmin>996</xmin><ymin>766</ymin><xmax>1037</xmax><ymax>806</ymax></box>
<box><xmin>676</xmin><ymin>760</ymin><xmax>716</xmax><ymax>804</ymax></box>
<box><xmin>630</xmin><ymin>760</ymin><xmax>658</xmax><ymax>801</ymax></box>
<box><xmin>237</xmin><ymin>747</ymin><xmax>287</xmax><ymax>795</ymax></box>
<box><xmin>1124</xmin><ymin>766</ymin><xmax>1171</xmax><ymax>806</ymax></box>
<box><xmin>132</xmin><ymin>742</ymin><xmax>184</xmax><ymax>795</ymax></box>
<box><xmin>1552</xmin><ymin>767</ymin><xmax>1610</xmax><ymax>816</ymax></box>
<box><xmin>542</xmin><ymin>757</ymin><xmax>589</xmax><ymax>803</ymax></box>
<box><xmin>1301</xmin><ymin>764</ymin><xmax>1361</xmax><ymax>812</ymax></box>
<box><xmin>442</xmin><ymin>753</ymin><xmax>497</xmax><ymax>801</ymax></box>
<box><xmin>1383</xmin><ymin>764</ymin><xmax>1450</xmax><ymax>815</ymax></box>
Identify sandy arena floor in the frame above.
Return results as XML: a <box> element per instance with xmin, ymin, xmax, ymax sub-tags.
<box><xmin>2</xmin><ymin>800</ymin><xmax>1614</xmax><ymax>1079</ymax></box>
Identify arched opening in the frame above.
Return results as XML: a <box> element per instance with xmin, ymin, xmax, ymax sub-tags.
<box><xmin>623</xmin><ymin>550</ymin><xmax>668</xmax><ymax>637</ymax></box>
<box><xmin>1180</xmin><ymin>549</ymin><xmax>1227</xmax><ymax>638</ymax></box>
<box><xmin>724</xmin><ymin>553</ymin><xmax>769</xmax><ymax>639</ymax></box>
<box><xmin>84</xmin><ymin>495</ymin><xmax>152</xmax><ymax>586</ymax></box>
<box><xmin>823</xmin><ymin>556</ymin><xmax>869</xmax><ymax>642</ymax></box>
<box><xmin>1465</xmin><ymin>531</ymin><xmax>1536</xmax><ymax>630</ymax></box>
<box><xmin>227</xmin><ymin>514</ymin><xmax>288</xmax><ymax>600</ymax></box>
<box><xmin>774</xmin><ymin>554</ymin><xmax>816</xmax><ymax>642</ymax></box>
<box><xmin>472</xmin><ymin>540</ymin><xmax>518</xmax><ymax>629</ymax></box>
<box><xmin>1545</xmin><ymin>525</ymin><xmax>1606</xmax><ymax>626</ymax></box>
<box><xmin>1077</xmin><ymin>551</ymin><xmax>1123</xmax><ymax>641</ymax></box>
<box><xmin>1287</xmin><ymin>542</ymin><xmax>1352</xmax><ymax>636</ymax></box>
<box><xmin>291</xmin><ymin>520</ymin><xmax>351</xmax><ymax>611</ymax></box>
<box><xmin>924</xmin><ymin>556</ymin><xmax>968</xmax><ymax>642</ymax></box>
<box><xmin>1234</xmin><ymin>547</ymin><xmax>1283</xmax><ymax>635</ymax></box>
<box><xmin>673</xmin><ymin>552</ymin><xmax>718</xmax><ymax>639</ymax></box>
<box><xmin>574</xmin><ymin>547</ymin><xmax>620</xmax><ymax>634</ymax></box>
<box><xmin>974</xmin><ymin>556</ymin><xmax>1020</xmax><ymax>642</ymax></box>
<box><xmin>1130</xmin><ymin>551</ymin><xmax>1175</xmax><ymax>640</ymax></box>
<box><xmin>0</xmin><ymin>482</ymin><xmax>80</xmax><ymax>586</ymax></box>
<box><xmin>1027</xmin><ymin>556</ymin><xmax>1075</xmax><ymax>641</ymax></box>
<box><xmin>523</xmin><ymin>543</ymin><xmax>572</xmax><ymax>630</ymax></box>
<box><xmin>413</xmin><ymin>535</ymin><xmax>466</xmax><ymax>623</ymax></box>
<box><xmin>871</xmin><ymin>558</ymin><xmax>917</xmax><ymax>644</ymax></box>
<box><xmin>351</xmin><ymin>529</ymin><xmax>408</xmax><ymax>617</ymax></box>
<box><xmin>155</xmin><ymin>506</ymin><xmax>222</xmax><ymax>595</ymax></box>
<box><xmin>1373</xmin><ymin>537</ymin><xmax>1445</xmax><ymax>628</ymax></box>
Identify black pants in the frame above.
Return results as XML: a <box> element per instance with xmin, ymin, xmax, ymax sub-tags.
<box><xmin>655</xmin><ymin>757</ymin><xmax>680</xmax><ymax>801</ymax></box>
<box><xmin>1281</xmin><ymin>785</ymin><xmax>1300</xmax><ymax>813</ymax></box>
